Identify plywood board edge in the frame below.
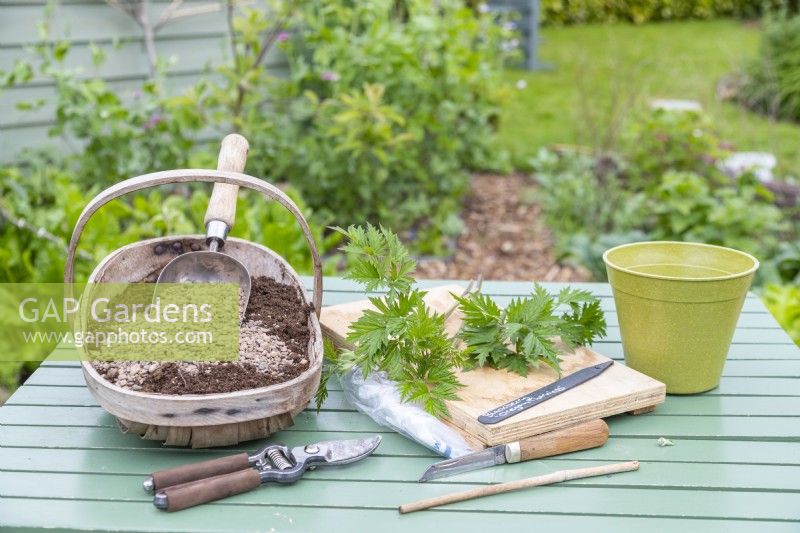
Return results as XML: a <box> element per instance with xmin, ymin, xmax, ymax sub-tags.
<box><xmin>467</xmin><ymin>386</ymin><xmax>666</xmax><ymax>446</ymax></box>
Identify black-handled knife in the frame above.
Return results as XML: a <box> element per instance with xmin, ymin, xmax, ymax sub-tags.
<box><xmin>478</xmin><ymin>360</ymin><xmax>614</xmax><ymax>424</ymax></box>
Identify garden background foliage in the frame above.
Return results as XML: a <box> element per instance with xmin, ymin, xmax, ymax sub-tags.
<box><xmin>532</xmin><ymin>109</ymin><xmax>798</xmax><ymax>287</ymax></box>
<box><xmin>540</xmin><ymin>0</ymin><xmax>797</xmax><ymax>25</ymax></box>
<box><xmin>735</xmin><ymin>12</ymin><xmax>800</xmax><ymax>123</ymax></box>
<box><xmin>0</xmin><ymin>0</ymin><xmax>514</xmax><ymax>389</ymax></box>
<box><xmin>1</xmin><ymin>0</ymin><xmax>798</xmax><ymax>392</ymax></box>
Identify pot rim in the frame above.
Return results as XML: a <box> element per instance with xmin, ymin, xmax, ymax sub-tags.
<box><xmin>603</xmin><ymin>241</ymin><xmax>759</xmax><ymax>282</ymax></box>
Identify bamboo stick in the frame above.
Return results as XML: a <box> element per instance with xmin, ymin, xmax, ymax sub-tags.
<box><xmin>398</xmin><ymin>460</ymin><xmax>640</xmax><ymax>514</ymax></box>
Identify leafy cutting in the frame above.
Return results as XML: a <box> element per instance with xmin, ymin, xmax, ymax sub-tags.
<box><xmin>316</xmin><ymin>224</ymin><xmax>464</xmax><ymax>418</ymax></box>
<box><xmin>454</xmin><ymin>284</ymin><xmax>607</xmax><ymax>376</ymax></box>
<box><xmin>315</xmin><ymin>224</ymin><xmax>608</xmax><ymax>415</ymax></box>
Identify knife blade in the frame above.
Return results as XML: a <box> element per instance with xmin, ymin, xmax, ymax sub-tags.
<box><xmin>419</xmin><ymin>445</ymin><xmax>506</xmax><ymax>482</ymax></box>
<box><xmin>419</xmin><ymin>419</ymin><xmax>609</xmax><ymax>482</ymax></box>
<box><xmin>478</xmin><ymin>360</ymin><xmax>614</xmax><ymax>425</ymax></box>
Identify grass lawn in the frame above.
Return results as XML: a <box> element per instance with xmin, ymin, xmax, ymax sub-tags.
<box><xmin>498</xmin><ymin>19</ymin><xmax>800</xmax><ymax>176</ymax></box>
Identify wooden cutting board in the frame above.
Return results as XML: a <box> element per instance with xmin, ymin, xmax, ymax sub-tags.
<box><xmin>320</xmin><ymin>285</ymin><xmax>666</xmax><ymax>448</ymax></box>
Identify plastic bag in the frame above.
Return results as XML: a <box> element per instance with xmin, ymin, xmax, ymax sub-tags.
<box><xmin>340</xmin><ymin>368</ymin><xmax>474</xmax><ymax>459</ymax></box>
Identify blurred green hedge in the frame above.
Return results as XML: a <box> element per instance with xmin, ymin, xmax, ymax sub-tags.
<box><xmin>735</xmin><ymin>13</ymin><xmax>800</xmax><ymax>122</ymax></box>
<box><xmin>540</xmin><ymin>0</ymin><xmax>797</xmax><ymax>25</ymax></box>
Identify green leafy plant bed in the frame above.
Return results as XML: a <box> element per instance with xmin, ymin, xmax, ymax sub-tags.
<box><xmin>531</xmin><ymin>109</ymin><xmax>796</xmax><ymax>285</ymax></box>
<box><xmin>528</xmin><ymin>108</ymin><xmax>799</xmax><ymax>346</ymax></box>
<box><xmin>2</xmin><ymin>0</ymin><xmax>517</xmax><ymax>259</ymax></box>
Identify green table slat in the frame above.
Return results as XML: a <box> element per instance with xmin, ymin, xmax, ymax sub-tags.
<box><xmin>2</xmin><ymin>449</ymin><xmax>799</xmax><ymax>492</ymax></box>
<box><xmin>9</xmin><ymin>386</ymin><xmax>800</xmax><ymax>417</ymax></box>
<box><xmin>1</xmin><ymin>278</ymin><xmax>797</xmax><ymax>532</ymax></box>
<box><xmin>3</xmin><ymin>499</ymin><xmax>797</xmax><ymax>533</ymax></box>
<box><xmin>2</xmin><ymin>473</ymin><xmax>799</xmax><ymax>521</ymax></box>
<box><xmin>24</xmin><ymin>356</ymin><xmax>800</xmax><ymax>387</ymax></box>
<box><xmin>3</xmin><ymin>425</ymin><xmax>799</xmax><ymax>465</ymax></box>
<box><xmin>2</xmin><ymin>404</ymin><xmax>799</xmax><ymax>439</ymax></box>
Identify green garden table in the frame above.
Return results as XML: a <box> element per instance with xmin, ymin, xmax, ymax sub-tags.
<box><xmin>2</xmin><ymin>278</ymin><xmax>799</xmax><ymax>531</ymax></box>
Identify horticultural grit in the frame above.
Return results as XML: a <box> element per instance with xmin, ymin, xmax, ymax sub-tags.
<box><xmin>91</xmin><ymin>276</ymin><xmax>312</xmax><ymax>394</ymax></box>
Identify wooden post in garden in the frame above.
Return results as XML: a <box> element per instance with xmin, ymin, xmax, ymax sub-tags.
<box><xmin>487</xmin><ymin>0</ymin><xmax>551</xmax><ymax>71</ymax></box>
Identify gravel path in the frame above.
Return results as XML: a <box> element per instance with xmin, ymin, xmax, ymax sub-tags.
<box><xmin>416</xmin><ymin>174</ymin><xmax>590</xmax><ymax>282</ymax></box>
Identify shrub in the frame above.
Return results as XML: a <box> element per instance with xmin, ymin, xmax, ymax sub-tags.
<box><xmin>531</xmin><ymin>143</ymin><xmax>788</xmax><ymax>281</ymax></box>
<box><xmin>6</xmin><ymin>0</ymin><xmax>515</xmax><ymax>255</ymax></box>
<box><xmin>761</xmin><ymin>241</ymin><xmax>800</xmax><ymax>285</ymax></box>
<box><xmin>735</xmin><ymin>13</ymin><xmax>800</xmax><ymax>122</ymax></box>
<box><xmin>531</xmin><ymin>149</ymin><xmax>646</xmax><ymax>240</ymax></box>
<box><xmin>0</xmin><ymin>3</ymin><xmax>343</xmax><ymax>288</ymax></box>
<box><xmin>530</xmin><ymin>149</ymin><xmax>649</xmax><ymax>279</ymax></box>
<box><xmin>539</xmin><ymin>0</ymin><xmax>796</xmax><ymax>25</ymax></box>
<box><xmin>624</xmin><ymin>109</ymin><xmax>728</xmax><ymax>190</ymax></box>
<box><xmin>763</xmin><ymin>284</ymin><xmax>800</xmax><ymax>345</ymax></box>
<box><xmin>135</xmin><ymin>0</ymin><xmax>516</xmax><ymax>254</ymax></box>
<box><xmin>259</xmin><ymin>0</ymin><xmax>515</xmax><ymax>253</ymax></box>
<box><xmin>651</xmin><ymin>171</ymin><xmax>785</xmax><ymax>257</ymax></box>
<box><xmin>0</xmin><ymin>158</ymin><xmax>334</xmax><ymax>285</ymax></box>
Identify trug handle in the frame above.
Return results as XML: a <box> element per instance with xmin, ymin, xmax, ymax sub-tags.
<box><xmin>145</xmin><ymin>453</ymin><xmax>251</xmax><ymax>492</ymax></box>
<box><xmin>154</xmin><ymin>469</ymin><xmax>262</xmax><ymax>512</ymax></box>
<box><xmin>205</xmin><ymin>134</ymin><xmax>249</xmax><ymax>232</ymax></box>
<box><xmin>64</xmin><ymin>167</ymin><xmax>324</xmax><ymax>316</ymax></box>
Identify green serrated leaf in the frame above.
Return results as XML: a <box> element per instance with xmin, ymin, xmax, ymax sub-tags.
<box><xmin>458</xmin><ymin>282</ymin><xmax>606</xmax><ymax>377</ymax></box>
<box><xmin>330</xmin><ymin>225</ymin><xmax>463</xmax><ymax>416</ymax></box>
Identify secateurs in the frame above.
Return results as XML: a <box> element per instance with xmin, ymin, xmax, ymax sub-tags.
<box><xmin>143</xmin><ymin>436</ymin><xmax>382</xmax><ymax>512</ymax></box>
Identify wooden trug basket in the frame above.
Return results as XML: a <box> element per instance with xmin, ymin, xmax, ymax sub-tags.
<box><xmin>64</xmin><ymin>169</ymin><xmax>324</xmax><ymax>448</ymax></box>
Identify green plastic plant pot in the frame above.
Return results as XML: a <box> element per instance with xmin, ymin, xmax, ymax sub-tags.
<box><xmin>603</xmin><ymin>241</ymin><xmax>758</xmax><ymax>394</ymax></box>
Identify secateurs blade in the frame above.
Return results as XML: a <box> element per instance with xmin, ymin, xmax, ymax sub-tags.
<box><xmin>144</xmin><ymin>436</ymin><xmax>382</xmax><ymax>511</ymax></box>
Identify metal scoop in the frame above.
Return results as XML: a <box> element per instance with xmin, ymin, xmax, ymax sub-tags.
<box><xmin>157</xmin><ymin>134</ymin><xmax>251</xmax><ymax>321</ymax></box>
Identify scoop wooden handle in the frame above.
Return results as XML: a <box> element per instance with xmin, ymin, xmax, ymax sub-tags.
<box><xmin>399</xmin><ymin>460</ymin><xmax>639</xmax><ymax>514</ymax></box>
<box><xmin>148</xmin><ymin>453</ymin><xmax>250</xmax><ymax>492</ymax></box>
<box><xmin>155</xmin><ymin>468</ymin><xmax>262</xmax><ymax>512</ymax></box>
<box><xmin>204</xmin><ymin>133</ymin><xmax>249</xmax><ymax>229</ymax></box>
<box><xmin>513</xmin><ymin>419</ymin><xmax>609</xmax><ymax>462</ymax></box>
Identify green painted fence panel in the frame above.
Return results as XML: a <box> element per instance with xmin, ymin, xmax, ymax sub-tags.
<box><xmin>0</xmin><ymin>0</ymin><xmax>287</xmax><ymax>160</ymax></box>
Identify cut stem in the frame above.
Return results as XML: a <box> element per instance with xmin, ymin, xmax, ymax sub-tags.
<box><xmin>398</xmin><ymin>460</ymin><xmax>640</xmax><ymax>514</ymax></box>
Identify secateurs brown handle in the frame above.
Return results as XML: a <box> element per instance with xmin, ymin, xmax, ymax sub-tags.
<box><xmin>144</xmin><ymin>453</ymin><xmax>251</xmax><ymax>492</ymax></box>
<box><xmin>144</xmin><ymin>440</ymin><xmax>300</xmax><ymax>493</ymax></box>
<box><xmin>155</xmin><ymin>469</ymin><xmax>263</xmax><ymax>512</ymax></box>
<box><xmin>147</xmin><ymin>436</ymin><xmax>382</xmax><ymax>511</ymax></box>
